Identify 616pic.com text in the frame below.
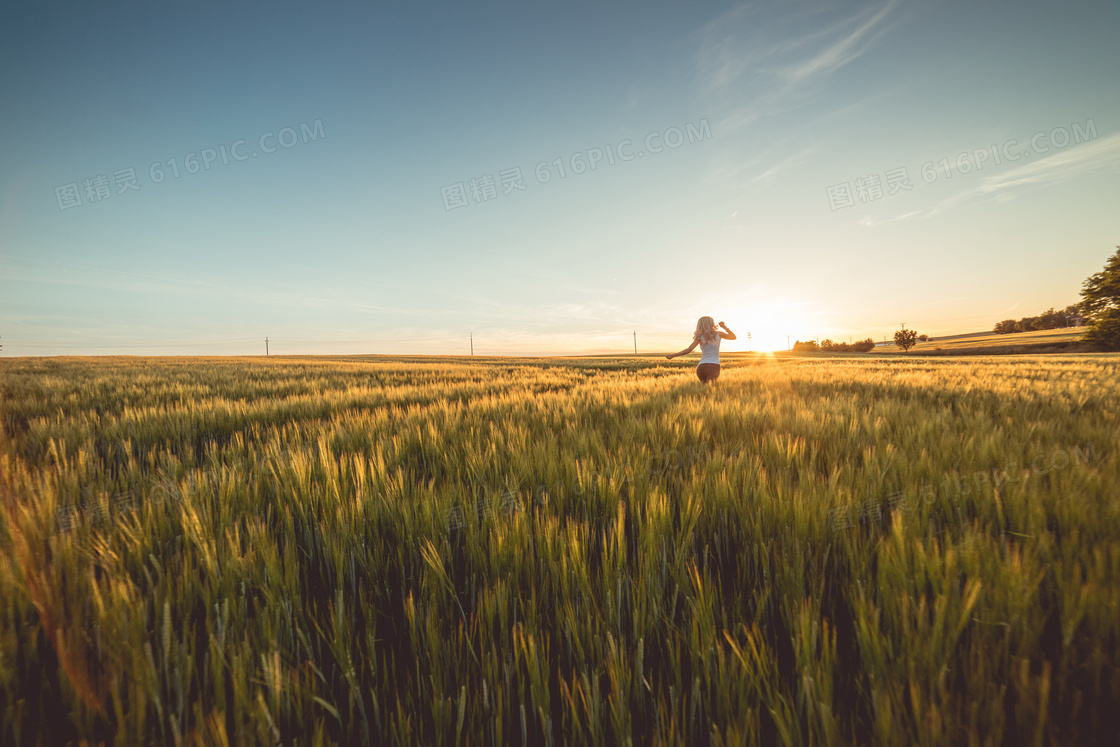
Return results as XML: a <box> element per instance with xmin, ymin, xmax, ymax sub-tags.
<box><xmin>54</xmin><ymin>119</ymin><xmax>326</xmax><ymax>212</ymax></box>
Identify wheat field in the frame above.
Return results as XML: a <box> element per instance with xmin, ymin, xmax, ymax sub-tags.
<box><xmin>1</xmin><ymin>353</ymin><xmax>1117</xmax><ymax>745</ymax></box>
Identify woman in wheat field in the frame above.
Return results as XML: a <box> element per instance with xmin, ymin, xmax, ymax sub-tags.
<box><xmin>666</xmin><ymin>316</ymin><xmax>736</xmax><ymax>383</ymax></box>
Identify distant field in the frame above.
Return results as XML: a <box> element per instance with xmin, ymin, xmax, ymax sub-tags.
<box><xmin>1</xmin><ymin>354</ymin><xmax>1117</xmax><ymax>745</ymax></box>
<box><xmin>873</xmin><ymin>327</ymin><xmax>1086</xmax><ymax>354</ymax></box>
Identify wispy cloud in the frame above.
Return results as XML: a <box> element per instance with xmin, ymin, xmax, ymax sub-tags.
<box><xmin>971</xmin><ymin>131</ymin><xmax>1120</xmax><ymax>196</ymax></box>
<box><xmin>693</xmin><ymin>1</ymin><xmax>903</xmax><ymax>131</ymax></box>
<box><xmin>747</xmin><ymin>147</ymin><xmax>816</xmax><ymax>184</ymax></box>
<box><xmin>863</xmin><ymin>132</ymin><xmax>1120</xmax><ymax>223</ymax></box>
<box><xmin>708</xmin><ymin>140</ymin><xmax>818</xmax><ymax>192</ymax></box>
<box><xmin>856</xmin><ymin>210</ymin><xmax>923</xmax><ymax>227</ymax></box>
<box><xmin>781</xmin><ymin>1</ymin><xmax>899</xmax><ymax>85</ymax></box>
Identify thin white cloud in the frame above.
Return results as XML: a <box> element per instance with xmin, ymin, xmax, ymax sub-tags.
<box><xmin>707</xmin><ymin>134</ymin><xmax>818</xmax><ymax>188</ymax></box>
<box><xmin>781</xmin><ymin>1</ymin><xmax>899</xmax><ymax>85</ymax></box>
<box><xmin>973</xmin><ymin>131</ymin><xmax>1120</xmax><ymax>195</ymax></box>
<box><xmin>694</xmin><ymin>1</ymin><xmax>903</xmax><ymax>129</ymax></box>
<box><xmin>856</xmin><ymin>210</ymin><xmax>922</xmax><ymax>227</ymax></box>
<box><xmin>747</xmin><ymin>146</ymin><xmax>817</xmax><ymax>185</ymax></box>
<box><xmin>865</xmin><ymin>132</ymin><xmax>1120</xmax><ymax>222</ymax></box>
<box><xmin>692</xmin><ymin>2</ymin><xmax>905</xmax><ymax>196</ymax></box>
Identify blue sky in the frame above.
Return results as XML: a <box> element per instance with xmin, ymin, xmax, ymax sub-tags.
<box><xmin>2</xmin><ymin>0</ymin><xmax>1118</xmax><ymax>355</ymax></box>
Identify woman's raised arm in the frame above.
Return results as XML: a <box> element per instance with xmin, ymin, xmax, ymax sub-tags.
<box><xmin>666</xmin><ymin>340</ymin><xmax>699</xmax><ymax>359</ymax></box>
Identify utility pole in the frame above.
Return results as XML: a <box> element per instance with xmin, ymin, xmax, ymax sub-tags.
<box><xmin>633</xmin><ymin>330</ymin><xmax>637</xmax><ymax>355</ymax></box>
<box><xmin>787</xmin><ymin>334</ymin><xmax>790</xmax><ymax>351</ymax></box>
<box><xmin>747</xmin><ymin>331</ymin><xmax>752</xmax><ymax>352</ymax></box>
<box><xmin>265</xmin><ymin>337</ymin><xmax>269</xmax><ymax>356</ymax></box>
<box><xmin>470</xmin><ymin>333</ymin><xmax>473</xmax><ymax>356</ymax></box>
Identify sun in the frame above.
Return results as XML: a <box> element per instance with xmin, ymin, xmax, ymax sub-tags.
<box><xmin>747</xmin><ymin>330</ymin><xmax>789</xmax><ymax>353</ymax></box>
<box><xmin>723</xmin><ymin>301</ymin><xmax>815</xmax><ymax>352</ymax></box>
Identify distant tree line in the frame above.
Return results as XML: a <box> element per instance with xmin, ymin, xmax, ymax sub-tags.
<box><xmin>988</xmin><ymin>244</ymin><xmax>1119</xmax><ymax>349</ymax></box>
<box><xmin>793</xmin><ymin>338</ymin><xmax>876</xmax><ymax>353</ymax></box>
<box><xmin>788</xmin><ymin>242</ymin><xmax>1120</xmax><ymax>355</ymax></box>
<box><xmin>993</xmin><ymin>305</ymin><xmax>1081</xmax><ymax>334</ymax></box>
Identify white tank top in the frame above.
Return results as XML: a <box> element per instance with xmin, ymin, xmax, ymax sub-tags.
<box><xmin>698</xmin><ymin>337</ymin><xmax>720</xmax><ymax>365</ymax></box>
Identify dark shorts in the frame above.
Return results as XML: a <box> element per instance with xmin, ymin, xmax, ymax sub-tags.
<box><xmin>696</xmin><ymin>363</ymin><xmax>720</xmax><ymax>383</ymax></box>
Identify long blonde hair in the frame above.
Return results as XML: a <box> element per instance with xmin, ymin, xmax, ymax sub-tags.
<box><xmin>693</xmin><ymin>316</ymin><xmax>719</xmax><ymax>345</ymax></box>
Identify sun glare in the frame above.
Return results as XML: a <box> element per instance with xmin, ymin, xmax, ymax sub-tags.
<box><xmin>726</xmin><ymin>302</ymin><xmax>815</xmax><ymax>352</ymax></box>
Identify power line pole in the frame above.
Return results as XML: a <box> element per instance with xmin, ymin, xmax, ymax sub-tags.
<box><xmin>265</xmin><ymin>336</ymin><xmax>269</xmax><ymax>356</ymax></box>
<box><xmin>787</xmin><ymin>334</ymin><xmax>790</xmax><ymax>351</ymax></box>
<box><xmin>470</xmin><ymin>333</ymin><xmax>473</xmax><ymax>356</ymax></box>
<box><xmin>747</xmin><ymin>331</ymin><xmax>752</xmax><ymax>352</ymax></box>
<box><xmin>633</xmin><ymin>330</ymin><xmax>637</xmax><ymax>355</ymax></box>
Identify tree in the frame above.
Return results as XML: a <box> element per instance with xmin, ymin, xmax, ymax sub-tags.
<box><xmin>1038</xmin><ymin>307</ymin><xmax>1065</xmax><ymax>329</ymax></box>
<box><xmin>1080</xmin><ymin>245</ymin><xmax>1120</xmax><ymax>350</ymax></box>
<box><xmin>994</xmin><ymin>319</ymin><xmax>1018</xmax><ymax>334</ymax></box>
<box><xmin>894</xmin><ymin>328</ymin><xmax>918</xmax><ymax>352</ymax></box>
<box><xmin>792</xmin><ymin>340</ymin><xmax>820</xmax><ymax>352</ymax></box>
<box><xmin>918</xmin><ymin>334</ymin><xmax>929</xmax><ymax>342</ymax></box>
